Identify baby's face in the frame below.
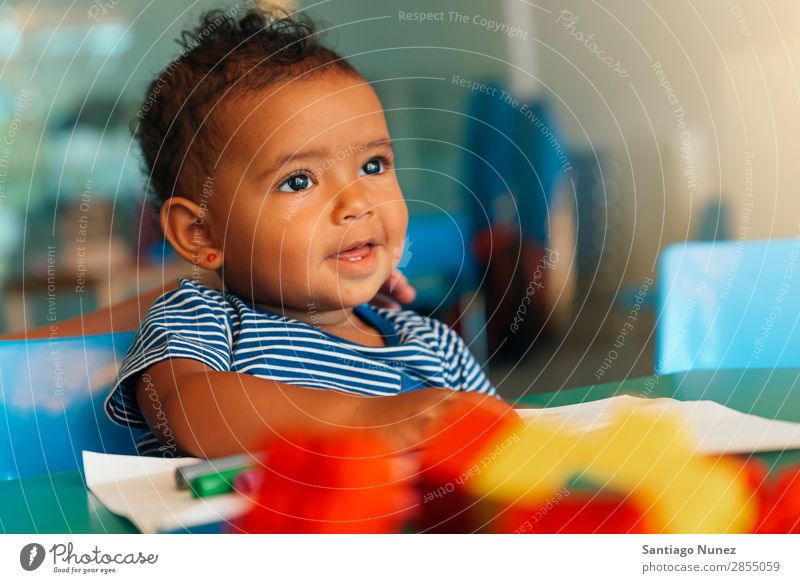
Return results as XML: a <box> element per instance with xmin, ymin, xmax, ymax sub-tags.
<box><xmin>209</xmin><ymin>71</ymin><xmax>408</xmax><ymax>311</ymax></box>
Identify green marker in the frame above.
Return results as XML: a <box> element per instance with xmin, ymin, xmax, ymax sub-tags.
<box><xmin>189</xmin><ymin>465</ymin><xmax>250</xmax><ymax>498</ymax></box>
<box><xmin>176</xmin><ymin>453</ymin><xmax>256</xmax><ymax>491</ymax></box>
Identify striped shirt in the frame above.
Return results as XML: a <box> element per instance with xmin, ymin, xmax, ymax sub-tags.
<box><xmin>105</xmin><ymin>277</ymin><xmax>495</xmax><ymax>455</ymax></box>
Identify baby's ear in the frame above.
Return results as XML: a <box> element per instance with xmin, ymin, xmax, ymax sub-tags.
<box><xmin>160</xmin><ymin>196</ymin><xmax>223</xmax><ymax>270</ymax></box>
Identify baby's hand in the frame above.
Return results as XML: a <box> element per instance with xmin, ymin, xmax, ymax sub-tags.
<box><xmin>355</xmin><ymin>389</ymin><xmax>515</xmax><ymax>452</ymax></box>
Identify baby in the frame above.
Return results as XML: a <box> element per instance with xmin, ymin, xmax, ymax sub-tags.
<box><xmin>105</xmin><ymin>8</ymin><xmax>504</xmax><ymax>458</ymax></box>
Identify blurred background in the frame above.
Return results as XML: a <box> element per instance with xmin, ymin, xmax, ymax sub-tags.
<box><xmin>0</xmin><ymin>0</ymin><xmax>797</xmax><ymax>398</ymax></box>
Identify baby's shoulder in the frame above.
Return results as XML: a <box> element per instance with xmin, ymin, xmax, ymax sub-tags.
<box><xmin>144</xmin><ymin>277</ymin><xmax>234</xmax><ymax>324</ymax></box>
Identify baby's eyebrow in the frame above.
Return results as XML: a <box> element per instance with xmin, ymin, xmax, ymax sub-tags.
<box><xmin>363</xmin><ymin>138</ymin><xmax>393</xmax><ymax>150</ymax></box>
<box><xmin>261</xmin><ymin>148</ymin><xmax>327</xmax><ymax>178</ymax></box>
<box><xmin>347</xmin><ymin>138</ymin><xmax>395</xmax><ymax>159</ymax></box>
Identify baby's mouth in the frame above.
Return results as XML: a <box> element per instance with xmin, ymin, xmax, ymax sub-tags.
<box><xmin>333</xmin><ymin>243</ymin><xmax>373</xmax><ymax>261</ymax></box>
<box><xmin>326</xmin><ymin>239</ymin><xmax>381</xmax><ymax>272</ymax></box>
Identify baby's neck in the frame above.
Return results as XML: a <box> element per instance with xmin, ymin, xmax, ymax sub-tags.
<box><xmin>257</xmin><ymin>301</ymin><xmax>355</xmax><ymax>329</ymax></box>
<box><xmin>254</xmin><ymin>299</ymin><xmax>385</xmax><ymax>347</ymax></box>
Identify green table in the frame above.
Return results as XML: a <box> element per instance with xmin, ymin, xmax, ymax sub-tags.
<box><xmin>0</xmin><ymin>470</ymin><xmax>137</xmax><ymax>534</ymax></box>
<box><xmin>3</xmin><ymin>368</ymin><xmax>800</xmax><ymax>533</ymax></box>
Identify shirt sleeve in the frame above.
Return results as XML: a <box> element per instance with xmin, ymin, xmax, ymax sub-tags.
<box><xmin>104</xmin><ymin>278</ymin><xmax>233</xmax><ymax>428</ymax></box>
<box><xmin>436</xmin><ymin>321</ymin><xmax>497</xmax><ymax>396</ymax></box>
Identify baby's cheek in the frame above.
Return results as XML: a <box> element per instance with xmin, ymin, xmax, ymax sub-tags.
<box><xmin>385</xmin><ymin>205</ymin><xmax>409</xmax><ymax>264</ymax></box>
<box><xmin>242</xmin><ymin>220</ymin><xmax>290</xmax><ymax>276</ymax></box>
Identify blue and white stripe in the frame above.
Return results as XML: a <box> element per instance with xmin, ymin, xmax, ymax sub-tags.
<box><xmin>105</xmin><ymin>277</ymin><xmax>495</xmax><ymax>455</ymax></box>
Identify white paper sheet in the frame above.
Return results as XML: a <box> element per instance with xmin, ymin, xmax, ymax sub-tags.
<box><xmin>516</xmin><ymin>395</ymin><xmax>800</xmax><ymax>454</ymax></box>
<box><xmin>83</xmin><ymin>451</ymin><xmax>251</xmax><ymax>533</ymax></box>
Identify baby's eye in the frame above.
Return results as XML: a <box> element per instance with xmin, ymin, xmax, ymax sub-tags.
<box><xmin>278</xmin><ymin>173</ymin><xmax>313</xmax><ymax>193</ymax></box>
<box><xmin>360</xmin><ymin>158</ymin><xmax>386</xmax><ymax>176</ymax></box>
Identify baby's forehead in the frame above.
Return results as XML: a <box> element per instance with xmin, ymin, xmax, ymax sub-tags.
<box><xmin>215</xmin><ymin>73</ymin><xmax>388</xmax><ymax>158</ymax></box>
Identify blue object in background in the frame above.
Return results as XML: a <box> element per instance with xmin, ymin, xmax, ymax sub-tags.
<box><xmin>697</xmin><ymin>199</ymin><xmax>731</xmax><ymax>242</ymax></box>
<box><xmin>0</xmin><ymin>332</ymin><xmax>141</xmax><ymax>480</ymax></box>
<box><xmin>463</xmin><ymin>80</ymin><xmax>565</xmax><ymax>245</ymax></box>
<box><xmin>401</xmin><ymin>212</ymin><xmax>488</xmax><ymax>364</ymax></box>
<box><xmin>515</xmin><ymin>100</ymin><xmax>567</xmax><ymax>244</ymax></box>
<box><xmin>655</xmin><ymin>238</ymin><xmax>800</xmax><ymax>375</ymax></box>
<box><xmin>402</xmin><ymin>211</ymin><xmax>478</xmax><ymax>310</ymax></box>
<box><xmin>463</xmin><ymin>79</ymin><xmax>518</xmax><ymax>229</ymax></box>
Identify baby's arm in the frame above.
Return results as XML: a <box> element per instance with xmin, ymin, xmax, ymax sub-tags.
<box><xmin>137</xmin><ymin>358</ymin><xmax>505</xmax><ymax>458</ymax></box>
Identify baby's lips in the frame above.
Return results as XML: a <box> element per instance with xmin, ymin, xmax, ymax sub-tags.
<box><xmin>327</xmin><ymin>235</ymin><xmax>384</xmax><ymax>259</ymax></box>
<box><xmin>330</xmin><ymin>243</ymin><xmax>373</xmax><ymax>260</ymax></box>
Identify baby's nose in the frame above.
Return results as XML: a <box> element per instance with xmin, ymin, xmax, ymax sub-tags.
<box><xmin>332</xmin><ymin>185</ymin><xmax>374</xmax><ymax>223</ymax></box>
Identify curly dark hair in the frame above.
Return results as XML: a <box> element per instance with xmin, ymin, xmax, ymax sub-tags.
<box><xmin>134</xmin><ymin>7</ymin><xmax>359</xmax><ymax>209</ymax></box>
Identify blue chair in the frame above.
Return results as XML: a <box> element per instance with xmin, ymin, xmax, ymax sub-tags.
<box><xmin>402</xmin><ymin>212</ymin><xmax>488</xmax><ymax>363</ymax></box>
<box><xmin>402</xmin><ymin>211</ymin><xmax>478</xmax><ymax>309</ymax></box>
<box><xmin>655</xmin><ymin>238</ymin><xmax>800</xmax><ymax>375</ymax></box>
<box><xmin>0</xmin><ymin>331</ymin><xmax>141</xmax><ymax>480</ymax></box>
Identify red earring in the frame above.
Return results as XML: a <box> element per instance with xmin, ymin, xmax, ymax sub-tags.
<box><xmin>207</xmin><ymin>252</ymin><xmax>217</xmax><ymax>262</ymax></box>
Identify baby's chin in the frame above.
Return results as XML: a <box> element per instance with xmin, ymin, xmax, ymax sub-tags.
<box><xmin>318</xmin><ymin>256</ymin><xmax>391</xmax><ymax>307</ymax></box>
<box><xmin>322</xmin><ymin>281</ymin><xmax>384</xmax><ymax>309</ymax></box>
<box><xmin>317</xmin><ymin>272</ymin><xmax>389</xmax><ymax>309</ymax></box>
